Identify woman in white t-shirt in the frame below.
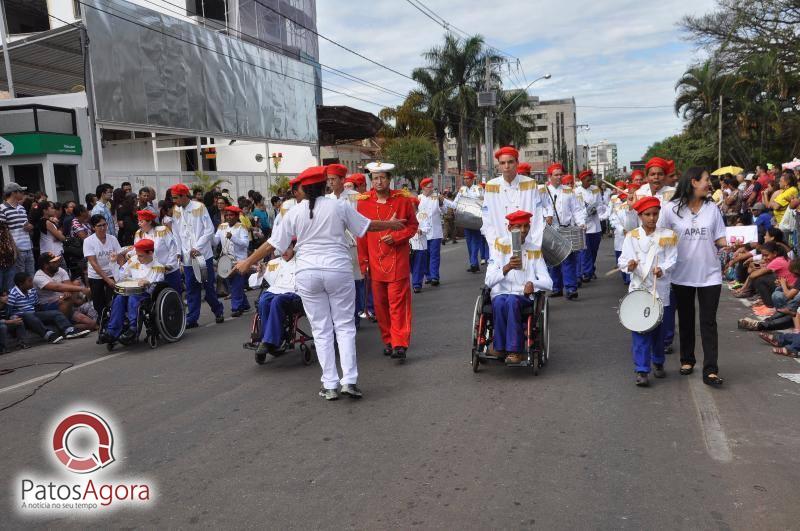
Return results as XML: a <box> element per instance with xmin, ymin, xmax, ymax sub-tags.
<box><xmin>660</xmin><ymin>167</ymin><xmax>728</xmax><ymax>386</ymax></box>
<box><xmin>83</xmin><ymin>213</ymin><xmax>123</xmax><ymax>319</ymax></box>
<box><xmin>39</xmin><ymin>201</ymin><xmax>65</xmax><ymax>257</ymax></box>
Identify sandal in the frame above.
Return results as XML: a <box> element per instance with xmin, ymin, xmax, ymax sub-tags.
<box><xmin>703</xmin><ymin>373</ymin><xmax>724</xmax><ymax>386</ymax></box>
<box><xmin>759</xmin><ymin>332</ymin><xmax>780</xmax><ymax>347</ymax></box>
<box><xmin>772</xmin><ymin>347</ymin><xmax>798</xmax><ymax>358</ymax></box>
<box><xmin>679</xmin><ymin>364</ymin><xmax>694</xmax><ymax>375</ymax></box>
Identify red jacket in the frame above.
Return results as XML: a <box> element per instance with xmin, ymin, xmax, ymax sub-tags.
<box><xmin>356</xmin><ymin>190</ymin><xmax>419</xmax><ymax>282</ymax></box>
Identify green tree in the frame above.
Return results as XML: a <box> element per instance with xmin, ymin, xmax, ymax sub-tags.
<box><xmin>410</xmin><ymin>65</ymin><xmax>453</xmax><ymax>176</ymax></box>
<box><xmin>269</xmin><ymin>176</ymin><xmax>290</xmax><ymax>197</ymax></box>
<box><xmin>383</xmin><ymin>136</ymin><xmax>438</xmax><ymax>188</ymax></box>
<box><xmin>493</xmin><ymin>89</ymin><xmax>537</xmax><ymax>149</ymax></box>
<box><xmin>192</xmin><ymin>171</ymin><xmax>230</xmax><ymax>194</ymax></box>
<box><xmin>642</xmin><ymin>131</ymin><xmax>716</xmax><ymax>170</ymax></box>
<box><xmin>378</xmin><ymin>92</ymin><xmax>435</xmax><ymax>140</ymax></box>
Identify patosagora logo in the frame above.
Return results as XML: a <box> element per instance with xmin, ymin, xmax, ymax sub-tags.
<box><xmin>52</xmin><ymin>412</ymin><xmax>115</xmax><ymax>473</ymax></box>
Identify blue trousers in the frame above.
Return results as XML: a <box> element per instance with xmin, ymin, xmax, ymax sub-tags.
<box><xmin>258</xmin><ymin>291</ymin><xmax>300</xmax><ymax>346</ymax></box>
<box><xmin>580</xmin><ymin>232</ymin><xmax>602</xmax><ymax>278</ymax></box>
<box><xmin>492</xmin><ymin>294</ymin><xmax>534</xmax><ymax>353</ymax></box>
<box><xmin>614</xmin><ymin>251</ymin><xmax>631</xmax><ymax>284</ymax></box>
<box><xmin>464</xmin><ymin>228</ymin><xmax>482</xmax><ymax>268</ymax></box>
<box><xmin>185</xmin><ymin>256</ymin><xmax>224</xmax><ymax>325</ymax></box>
<box><xmin>106</xmin><ymin>293</ymin><xmax>149</xmax><ymax>338</ymax></box>
<box><xmin>411</xmin><ymin>250</ymin><xmax>428</xmax><ymax>289</ymax></box>
<box><xmin>426</xmin><ymin>238</ymin><xmax>441</xmax><ymax>281</ymax></box>
<box><xmin>354</xmin><ymin>279</ymin><xmax>365</xmax><ymax>326</ymax></box>
<box><xmin>775</xmin><ymin>332</ymin><xmax>800</xmax><ymax>353</ymax></box>
<box><xmin>662</xmin><ymin>289</ymin><xmax>675</xmax><ymax>347</ymax></box>
<box><xmin>548</xmin><ymin>251</ymin><xmax>579</xmax><ymax>294</ymax></box>
<box><xmin>631</xmin><ymin>319</ymin><xmax>666</xmax><ymax>373</ymax></box>
<box><xmin>229</xmin><ymin>271</ymin><xmax>250</xmax><ymax>312</ymax></box>
<box><xmin>481</xmin><ymin>236</ymin><xmax>490</xmax><ymax>261</ymax></box>
<box><xmin>164</xmin><ymin>269</ymin><xmax>183</xmax><ymax>293</ymax></box>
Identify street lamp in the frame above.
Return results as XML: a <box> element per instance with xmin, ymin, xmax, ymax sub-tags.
<box><xmin>255</xmin><ymin>152</ymin><xmax>283</xmax><ymax>192</ymax></box>
<box><xmin>496</xmin><ymin>74</ymin><xmax>552</xmax><ymax>115</ymax></box>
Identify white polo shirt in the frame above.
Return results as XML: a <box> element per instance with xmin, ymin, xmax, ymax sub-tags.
<box><xmin>659</xmin><ymin>201</ymin><xmax>726</xmax><ymax>286</ymax></box>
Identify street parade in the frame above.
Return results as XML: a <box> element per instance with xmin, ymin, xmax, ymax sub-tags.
<box><xmin>1</xmin><ymin>0</ymin><xmax>799</xmax><ymax>527</ymax></box>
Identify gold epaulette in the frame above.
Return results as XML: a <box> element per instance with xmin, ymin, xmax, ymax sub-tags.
<box><xmin>129</xmin><ymin>261</ymin><xmax>141</xmax><ymax>270</ymax></box>
<box><xmin>135</xmin><ymin>229</ymin><xmax>144</xmax><ymax>239</ymax></box>
<box><xmin>537</xmin><ymin>185</ymin><xmax>547</xmax><ymax>193</ymax></box>
<box><xmin>562</xmin><ymin>187</ymin><xmax>573</xmax><ymax>194</ymax></box>
<box><xmin>155</xmin><ymin>226</ymin><xmax>170</xmax><ymax>237</ymax></box>
<box><xmin>232</xmin><ymin>223</ymin><xmax>242</xmax><ymax>229</ymax></box>
<box><xmin>356</xmin><ymin>194</ymin><xmax>371</xmax><ymax>201</ymax></box>
<box><xmin>527</xmin><ymin>249</ymin><xmax>542</xmax><ymax>260</ymax></box>
<box><xmin>494</xmin><ymin>238</ymin><xmax>511</xmax><ymax>254</ymax></box>
<box><xmin>485</xmin><ymin>184</ymin><xmax>500</xmax><ymax>193</ymax></box>
<box><xmin>392</xmin><ymin>189</ymin><xmax>411</xmax><ymax>198</ymax></box>
<box><xmin>630</xmin><ymin>228</ymin><xmax>641</xmax><ymax>239</ymax></box>
<box><xmin>662</xmin><ymin>190</ymin><xmax>675</xmax><ymax>202</ymax></box>
<box><xmin>659</xmin><ymin>232</ymin><xmax>678</xmax><ymax>247</ymax></box>
<box><xmin>592</xmin><ymin>187</ymin><xmax>601</xmax><ymax>194</ymax></box>
<box><xmin>173</xmin><ymin>210</ymin><xmax>182</xmax><ymax>219</ymax></box>
<box><xmin>151</xmin><ymin>265</ymin><xmax>166</xmax><ymax>273</ymax></box>
<box><xmin>268</xmin><ymin>262</ymin><xmax>280</xmax><ymax>272</ymax></box>
<box><xmin>519</xmin><ymin>180</ymin><xmax>536</xmax><ymax>191</ymax></box>
<box><xmin>192</xmin><ymin>204</ymin><xmax>205</xmax><ymax>217</ymax></box>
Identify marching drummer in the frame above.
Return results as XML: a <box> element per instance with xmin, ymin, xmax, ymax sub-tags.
<box><xmin>134</xmin><ymin>210</ymin><xmax>181</xmax><ymax>292</ymax></box>
<box><xmin>447</xmin><ymin>171</ymin><xmax>485</xmax><ymax>273</ymax></box>
<box><xmin>410</xmin><ymin>196</ymin><xmax>430</xmax><ymax>293</ymax></box>
<box><xmin>99</xmin><ymin>239</ymin><xmax>165</xmax><ymax>345</ymax></box>
<box><xmin>214</xmin><ymin>205</ymin><xmax>251</xmax><ymax>317</ymax></box>
<box><xmin>418</xmin><ymin>178</ymin><xmax>445</xmax><ymax>286</ymax></box>
<box><xmin>617</xmin><ymin>196</ymin><xmax>677</xmax><ymax>387</ymax></box>
<box><xmin>574</xmin><ymin>169</ymin><xmax>607</xmax><ymax>283</ymax></box>
<box><xmin>544</xmin><ymin>167</ymin><xmax>586</xmax><ymax>299</ymax></box>
<box><xmin>170</xmin><ymin>183</ymin><xmax>225</xmax><ymax>328</ymax></box>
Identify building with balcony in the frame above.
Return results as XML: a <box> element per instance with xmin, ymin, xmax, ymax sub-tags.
<box><xmin>589</xmin><ymin>140</ymin><xmax>619</xmax><ymax>179</ymax></box>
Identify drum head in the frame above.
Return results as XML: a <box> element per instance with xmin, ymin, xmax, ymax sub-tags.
<box><xmin>619</xmin><ymin>290</ymin><xmax>663</xmax><ymax>333</ymax></box>
<box><xmin>154</xmin><ymin>288</ymin><xmax>186</xmax><ymax>342</ymax></box>
<box><xmin>217</xmin><ymin>255</ymin><xmax>233</xmax><ymax>279</ymax></box>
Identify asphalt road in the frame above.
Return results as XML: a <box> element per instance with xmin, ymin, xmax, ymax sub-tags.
<box><xmin>1</xmin><ymin>238</ymin><xmax>799</xmax><ymax>529</ymax></box>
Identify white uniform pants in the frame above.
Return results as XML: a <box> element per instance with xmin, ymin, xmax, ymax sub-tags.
<box><xmin>296</xmin><ymin>269</ymin><xmax>358</xmax><ymax>389</ymax></box>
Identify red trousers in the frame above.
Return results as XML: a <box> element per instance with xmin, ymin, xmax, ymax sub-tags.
<box><xmin>371</xmin><ymin>278</ymin><xmax>412</xmax><ymax>348</ymax></box>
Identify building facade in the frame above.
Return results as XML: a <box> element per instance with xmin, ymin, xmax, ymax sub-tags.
<box><xmin>590</xmin><ymin>140</ymin><xmax>619</xmax><ymax>179</ymax></box>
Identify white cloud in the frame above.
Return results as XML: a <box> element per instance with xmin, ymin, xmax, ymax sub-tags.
<box><xmin>316</xmin><ymin>0</ymin><xmax>718</xmax><ymax>167</ymax></box>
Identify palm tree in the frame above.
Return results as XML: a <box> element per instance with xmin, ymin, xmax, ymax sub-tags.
<box><xmin>674</xmin><ymin>59</ymin><xmax>731</xmax><ymax>131</ymax></box>
<box><xmin>193</xmin><ymin>171</ymin><xmax>229</xmax><ymax>194</ymax></box>
<box><xmin>410</xmin><ymin>66</ymin><xmax>452</xmax><ymax>176</ymax></box>
<box><xmin>493</xmin><ymin>89</ymin><xmax>537</xmax><ymax>148</ymax></box>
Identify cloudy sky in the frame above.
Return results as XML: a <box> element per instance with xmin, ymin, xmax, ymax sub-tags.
<box><xmin>316</xmin><ymin>0</ymin><xmax>718</xmax><ymax>169</ymax></box>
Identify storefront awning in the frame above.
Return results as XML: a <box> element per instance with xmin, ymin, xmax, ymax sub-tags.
<box><xmin>317</xmin><ymin>105</ymin><xmax>382</xmax><ymax>146</ymax></box>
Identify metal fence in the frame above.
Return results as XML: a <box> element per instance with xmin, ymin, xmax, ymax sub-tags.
<box><xmin>101</xmin><ymin>171</ymin><xmax>296</xmax><ymax>201</ymax></box>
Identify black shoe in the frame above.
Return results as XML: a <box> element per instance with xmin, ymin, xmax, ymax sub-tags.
<box><xmin>664</xmin><ymin>345</ymin><xmax>674</xmax><ymax>354</ymax></box>
<box><xmin>567</xmin><ymin>291</ymin><xmax>578</xmax><ymax>300</ymax></box>
<box><xmin>653</xmin><ymin>364</ymin><xmax>666</xmax><ymax>378</ymax></box>
<box><xmin>340</xmin><ymin>383</ymin><xmax>363</xmax><ymax>399</ymax></box>
<box><xmin>581</xmin><ymin>276</ymin><xmax>591</xmax><ymax>283</ymax></box>
<box><xmin>215</xmin><ymin>315</ymin><xmax>225</xmax><ymax>324</ymax></box>
<box><xmin>119</xmin><ymin>329</ymin><xmax>136</xmax><ymax>344</ymax></box>
<box><xmin>391</xmin><ymin>346</ymin><xmax>407</xmax><ymax>360</ymax></box>
<box><xmin>635</xmin><ymin>372</ymin><xmax>649</xmax><ymax>387</ymax></box>
<box><xmin>430</xmin><ymin>279</ymin><xmax>440</xmax><ymax>286</ymax></box>
<box><xmin>550</xmin><ymin>291</ymin><xmax>563</xmax><ymax>298</ymax></box>
<box><xmin>318</xmin><ymin>387</ymin><xmax>339</xmax><ymax>401</ymax></box>
<box><xmin>98</xmin><ymin>332</ymin><xmax>114</xmax><ymax>344</ymax></box>
<box><xmin>413</xmin><ymin>287</ymin><xmax>421</xmax><ymax>293</ymax></box>
<box><xmin>383</xmin><ymin>344</ymin><xmax>393</xmax><ymax>356</ymax></box>
<box><xmin>591</xmin><ymin>273</ymin><xmax>597</xmax><ymax>280</ymax></box>
<box><xmin>186</xmin><ymin>322</ymin><xmax>199</xmax><ymax>329</ymax></box>
<box><xmin>424</xmin><ymin>279</ymin><xmax>432</xmax><ymax>285</ymax></box>
<box><xmin>703</xmin><ymin>374</ymin><xmax>724</xmax><ymax>386</ymax></box>
<box><xmin>231</xmin><ymin>310</ymin><xmax>243</xmax><ymax>318</ymax></box>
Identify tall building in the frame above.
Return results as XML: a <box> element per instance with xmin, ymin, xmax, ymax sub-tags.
<box><xmin>590</xmin><ymin>140</ymin><xmax>618</xmax><ymax>179</ymax></box>
<box><xmin>515</xmin><ymin>96</ymin><xmax>579</xmax><ymax>176</ymax></box>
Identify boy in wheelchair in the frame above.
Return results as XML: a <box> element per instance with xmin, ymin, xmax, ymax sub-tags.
<box><xmin>99</xmin><ymin>239</ymin><xmax>165</xmax><ymax>344</ymax></box>
<box><xmin>248</xmin><ymin>241</ymin><xmax>301</xmax><ymax>357</ymax></box>
<box><xmin>484</xmin><ymin>210</ymin><xmax>553</xmax><ymax>364</ymax></box>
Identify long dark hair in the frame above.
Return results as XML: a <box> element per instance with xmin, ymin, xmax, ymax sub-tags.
<box><xmin>672</xmin><ymin>166</ymin><xmax>708</xmax><ymax>217</ymax></box>
<box><xmin>303</xmin><ymin>181</ymin><xmax>327</xmax><ymax>219</ymax></box>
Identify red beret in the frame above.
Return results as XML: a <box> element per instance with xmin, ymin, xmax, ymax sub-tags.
<box><xmin>561</xmin><ymin>174</ymin><xmax>574</xmax><ymax>185</ymax></box>
<box><xmin>326</xmin><ymin>163</ymin><xmax>348</xmax><ymax>178</ymax></box>
<box><xmin>494</xmin><ymin>146</ymin><xmax>519</xmax><ymax>160</ymax></box>
<box><xmin>627</xmin><ymin>183</ymin><xmax>641</xmax><ymax>193</ymax></box>
<box><xmin>666</xmin><ymin>159</ymin><xmax>676</xmax><ymax>175</ymax></box>
<box><xmin>224</xmin><ymin>205</ymin><xmax>242</xmax><ymax>214</ymax></box>
<box><xmin>547</xmin><ymin>163</ymin><xmax>564</xmax><ymax>175</ymax></box>
<box><xmin>517</xmin><ymin>162</ymin><xmax>532</xmax><ymax>176</ymax></box>
<box><xmin>614</xmin><ymin>180</ymin><xmax>626</xmax><ymax>189</ymax></box>
<box><xmin>505</xmin><ymin>210</ymin><xmax>533</xmax><ymax>226</ymax></box>
<box><xmin>170</xmin><ymin>183</ymin><xmax>191</xmax><ymax>196</ymax></box>
<box><xmin>134</xmin><ymin>238</ymin><xmax>154</xmax><ymax>252</ymax></box>
<box><xmin>630</xmin><ymin>170</ymin><xmax>645</xmax><ymax>180</ymax></box>
<box><xmin>463</xmin><ymin>171</ymin><xmax>476</xmax><ymax>179</ymax></box>
<box><xmin>645</xmin><ymin>157</ymin><xmax>670</xmax><ymax>173</ymax></box>
<box><xmin>347</xmin><ymin>173</ymin><xmax>366</xmax><ymax>186</ymax></box>
<box><xmin>136</xmin><ymin>209</ymin><xmax>157</xmax><ymax>221</ymax></box>
<box><xmin>633</xmin><ymin>196</ymin><xmax>661</xmax><ymax>214</ymax></box>
<box><xmin>578</xmin><ymin>169</ymin><xmax>594</xmax><ymax>180</ymax></box>
<box><xmin>420</xmin><ymin>177</ymin><xmax>433</xmax><ymax>188</ymax></box>
<box><xmin>297</xmin><ymin>166</ymin><xmax>327</xmax><ymax>186</ymax></box>
<box><xmin>618</xmin><ymin>192</ymin><xmax>628</xmax><ymax>201</ymax></box>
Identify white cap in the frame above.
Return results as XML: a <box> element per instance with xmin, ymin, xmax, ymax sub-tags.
<box><xmin>745</xmin><ymin>173</ymin><xmax>755</xmax><ymax>180</ymax></box>
<box><xmin>365</xmin><ymin>161</ymin><xmax>395</xmax><ymax>173</ymax></box>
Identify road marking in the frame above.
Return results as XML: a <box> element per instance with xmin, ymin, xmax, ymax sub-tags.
<box><xmin>778</xmin><ymin>373</ymin><xmax>800</xmax><ymax>384</ymax></box>
<box><xmin>0</xmin><ymin>353</ymin><xmax>123</xmax><ymax>394</ymax></box>
<box><xmin>689</xmin><ymin>377</ymin><xmax>733</xmax><ymax>462</ymax></box>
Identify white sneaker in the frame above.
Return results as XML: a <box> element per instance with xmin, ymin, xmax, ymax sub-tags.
<box><xmin>48</xmin><ymin>333</ymin><xmax>64</xmax><ymax>344</ymax></box>
<box><xmin>66</xmin><ymin>329</ymin><xmax>92</xmax><ymax>339</ymax></box>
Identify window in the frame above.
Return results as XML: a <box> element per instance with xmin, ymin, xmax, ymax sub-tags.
<box><xmin>186</xmin><ymin>0</ymin><xmax>228</xmax><ymax>22</ymax></box>
<box><xmin>3</xmin><ymin>0</ymin><xmax>50</xmax><ymax>34</ymax></box>
<box><xmin>537</xmin><ymin>138</ymin><xmax>548</xmax><ymax>144</ymax></box>
<box><xmin>535</xmin><ymin>125</ymin><xmax>548</xmax><ymax>132</ymax></box>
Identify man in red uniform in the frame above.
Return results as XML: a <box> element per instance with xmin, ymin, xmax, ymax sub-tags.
<box><xmin>357</xmin><ymin>162</ymin><xmax>419</xmax><ymax>361</ymax></box>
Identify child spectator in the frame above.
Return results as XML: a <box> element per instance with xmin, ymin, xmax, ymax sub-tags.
<box><xmin>0</xmin><ymin>291</ymin><xmax>25</xmax><ymax>352</ymax></box>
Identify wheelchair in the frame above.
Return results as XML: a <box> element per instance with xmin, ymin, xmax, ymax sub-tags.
<box><xmin>98</xmin><ymin>282</ymin><xmax>187</xmax><ymax>351</ymax></box>
<box><xmin>470</xmin><ymin>286</ymin><xmax>550</xmax><ymax>374</ymax></box>
<box><xmin>242</xmin><ymin>283</ymin><xmax>315</xmax><ymax>366</ymax></box>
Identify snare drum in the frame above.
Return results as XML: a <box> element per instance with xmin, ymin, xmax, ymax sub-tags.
<box><xmin>454</xmin><ymin>196</ymin><xmax>483</xmax><ymax>230</ymax></box>
<box><xmin>217</xmin><ymin>255</ymin><xmax>234</xmax><ymax>279</ymax></box>
<box><xmin>114</xmin><ymin>279</ymin><xmax>147</xmax><ymax>296</ymax></box>
<box><xmin>556</xmin><ymin>225</ymin><xmax>586</xmax><ymax>252</ymax></box>
<box><xmin>618</xmin><ymin>289</ymin><xmax>664</xmax><ymax>333</ymax></box>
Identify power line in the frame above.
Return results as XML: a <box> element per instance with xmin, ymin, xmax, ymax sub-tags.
<box><xmin>577</xmin><ymin>105</ymin><xmax>674</xmax><ymax>109</ymax></box>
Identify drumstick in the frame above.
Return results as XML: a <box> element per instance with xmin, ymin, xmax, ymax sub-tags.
<box><xmin>605</xmin><ymin>267</ymin><xmax>621</xmax><ymax>276</ymax></box>
<box><xmin>652</xmin><ymin>256</ymin><xmax>658</xmax><ymax>306</ymax></box>
<box><xmin>606</xmin><ymin>182</ymin><xmax>627</xmax><ymax>194</ymax></box>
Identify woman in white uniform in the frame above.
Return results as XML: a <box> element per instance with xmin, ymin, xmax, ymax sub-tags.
<box><xmin>233</xmin><ymin>166</ymin><xmax>405</xmax><ymax>401</ymax></box>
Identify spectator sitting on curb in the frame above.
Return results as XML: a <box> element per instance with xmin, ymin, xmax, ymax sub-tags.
<box><xmin>0</xmin><ymin>291</ymin><xmax>25</xmax><ymax>352</ymax></box>
<box><xmin>33</xmin><ymin>252</ymin><xmax>97</xmax><ymax>332</ymax></box>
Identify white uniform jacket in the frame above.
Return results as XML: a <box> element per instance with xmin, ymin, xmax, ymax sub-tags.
<box><xmin>609</xmin><ymin>198</ymin><xmax>629</xmax><ymax>252</ymax></box>
<box><xmin>410</xmin><ymin>207</ymin><xmax>430</xmax><ymax>251</ymax></box>
<box><xmin>117</xmin><ymin>256</ymin><xmax>166</xmax><ymax>287</ymax></box>
<box><xmin>248</xmin><ymin>256</ymin><xmax>298</xmax><ymax>295</ymax></box>
<box><xmin>623</xmin><ymin>185</ymin><xmax>676</xmax><ymax>232</ymax></box>
<box><xmin>454</xmin><ymin>184</ymin><xmax>484</xmax><ymax>202</ymax></box>
<box><xmin>327</xmin><ymin>190</ymin><xmax>363</xmax><ymax>280</ymax></box>
<box><xmin>574</xmin><ymin>184</ymin><xmax>608</xmax><ymax>234</ymax></box>
<box><xmin>544</xmin><ymin>184</ymin><xmax>587</xmax><ymax>227</ymax></box>
<box><xmin>485</xmin><ymin>233</ymin><xmax>553</xmax><ymax>297</ymax></box>
<box><xmin>273</xmin><ymin>198</ymin><xmax>297</xmax><ymax>229</ymax></box>
<box><xmin>617</xmin><ymin>227</ymin><xmax>678</xmax><ymax>303</ymax></box>
<box><xmin>134</xmin><ymin>226</ymin><xmax>179</xmax><ymax>272</ymax></box>
<box><xmin>214</xmin><ymin>222</ymin><xmax>250</xmax><ymax>261</ymax></box>
<box><xmin>173</xmin><ymin>200</ymin><xmax>216</xmax><ymax>261</ymax></box>
<box><xmin>417</xmin><ymin>194</ymin><xmax>445</xmax><ymax>240</ymax></box>
<box><xmin>482</xmin><ymin>174</ymin><xmax>546</xmax><ymax>250</ymax></box>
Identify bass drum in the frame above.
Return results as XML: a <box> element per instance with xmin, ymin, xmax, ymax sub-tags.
<box><xmin>618</xmin><ymin>289</ymin><xmax>664</xmax><ymax>333</ymax></box>
<box><xmin>454</xmin><ymin>196</ymin><xmax>483</xmax><ymax>230</ymax></box>
<box><xmin>541</xmin><ymin>224</ymin><xmax>571</xmax><ymax>267</ymax></box>
<box><xmin>217</xmin><ymin>255</ymin><xmax>234</xmax><ymax>279</ymax></box>
<box><xmin>153</xmin><ymin>287</ymin><xmax>186</xmax><ymax>342</ymax></box>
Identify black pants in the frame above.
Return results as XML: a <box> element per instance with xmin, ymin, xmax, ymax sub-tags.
<box><xmin>752</xmin><ymin>273</ymin><xmax>777</xmax><ymax>307</ymax></box>
<box><xmin>672</xmin><ymin>283</ymin><xmax>721</xmax><ymax>376</ymax></box>
<box><xmin>89</xmin><ymin>278</ymin><xmax>114</xmax><ymax>321</ymax></box>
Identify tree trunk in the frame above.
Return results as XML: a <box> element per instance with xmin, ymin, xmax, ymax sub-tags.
<box><xmin>459</xmin><ymin>114</ymin><xmax>468</xmax><ymax>176</ymax></box>
<box><xmin>436</xmin><ymin>129</ymin><xmax>446</xmax><ymax>180</ymax></box>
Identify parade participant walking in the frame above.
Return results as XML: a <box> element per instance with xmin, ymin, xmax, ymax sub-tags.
<box><xmin>233</xmin><ymin>165</ymin><xmax>406</xmax><ymax>400</ymax></box>
<box><xmin>609</xmin><ymin>186</ymin><xmax>636</xmax><ymax>285</ymax></box>
<box><xmin>482</xmin><ymin>147</ymin><xmax>551</xmax><ymax>250</ymax></box>
<box><xmin>215</xmin><ymin>205</ymin><xmax>251</xmax><ymax>317</ymax></box>
<box><xmin>357</xmin><ymin>162</ymin><xmax>419</xmax><ymax>361</ymax></box>
<box><xmin>618</xmin><ymin>197</ymin><xmax>678</xmax><ymax>386</ymax></box>
<box><xmin>170</xmin><ymin>183</ymin><xmax>225</xmax><ymax>328</ymax></box>
<box><xmin>574</xmin><ymin>169</ymin><xmax>606</xmax><ymax>282</ymax></box>
<box><xmin>134</xmin><ymin>210</ymin><xmax>181</xmax><ymax>292</ymax></box>
<box><xmin>485</xmin><ymin>210</ymin><xmax>552</xmax><ymax>364</ymax></box>
<box><xmin>410</xmin><ymin>197</ymin><xmax>430</xmax><ymax>293</ymax></box>
<box><xmin>660</xmin><ymin>167</ymin><xmax>727</xmax><ymax>386</ymax></box>
<box><xmin>418</xmin><ymin>177</ymin><xmax>444</xmax><ymax>285</ymax></box>
<box><xmin>543</xmin><ymin>167</ymin><xmax>586</xmax><ymax>299</ymax></box>
<box><xmin>450</xmin><ymin>171</ymin><xmax>484</xmax><ymax>272</ymax></box>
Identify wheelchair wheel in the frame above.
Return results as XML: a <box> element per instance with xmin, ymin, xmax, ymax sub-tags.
<box><xmin>97</xmin><ymin>307</ymin><xmax>110</xmax><ymax>344</ymax></box>
<box><xmin>541</xmin><ymin>297</ymin><xmax>550</xmax><ymax>366</ymax></box>
<box><xmin>153</xmin><ymin>288</ymin><xmax>186</xmax><ymax>343</ymax></box>
<box><xmin>471</xmin><ymin>294</ymin><xmax>484</xmax><ymax>350</ymax></box>
<box><xmin>471</xmin><ymin>347</ymin><xmax>480</xmax><ymax>373</ymax></box>
<box><xmin>300</xmin><ymin>343</ymin><xmax>313</xmax><ymax>366</ymax></box>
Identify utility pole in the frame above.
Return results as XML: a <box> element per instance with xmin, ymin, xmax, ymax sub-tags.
<box><xmin>484</xmin><ymin>57</ymin><xmax>495</xmax><ymax>183</ymax></box>
<box><xmin>717</xmin><ymin>94</ymin><xmax>723</xmax><ymax>168</ymax></box>
<box><xmin>0</xmin><ymin>0</ymin><xmax>15</xmax><ymax>98</ymax></box>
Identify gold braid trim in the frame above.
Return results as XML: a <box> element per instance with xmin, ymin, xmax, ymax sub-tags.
<box><xmin>356</xmin><ymin>194</ymin><xmax>371</xmax><ymax>201</ymax></box>
<box><xmin>485</xmin><ymin>184</ymin><xmax>500</xmax><ymax>194</ymax></box>
<box><xmin>630</xmin><ymin>228</ymin><xmax>641</xmax><ymax>239</ymax></box>
<box><xmin>268</xmin><ymin>262</ymin><xmax>280</xmax><ymax>272</ymax></box>
<box><xmin>659</xmin><ymin>233</ymin><xmax>678</xmax><ymax>247</ymax></box>
<box><xmin>192</xmin><ymin>204</ymin><xmax>205</xmax><ymax>217</ymax></box>
<box><xmin>151</xmin><ymin>265</ymin><xmax>166</xmax><ymax>273</ymax></box>
<box><xmin>494</xmin><ymin>239</ymin><xmax>511</xmax><ymax>254</ymax></box>
<box><xmin>155</xmin><ymin>226</ymin><xmax>170</xmax><ymax>237</ymax></box>
<box><xmin>527</xmin><ymin>249</ymin><xmax>542</xmax><ymax>260</ymax></box>
<box><xmin>519</xmin><ymin>180</ymin><xmax>536</xmax><ymax>191</ymax></box>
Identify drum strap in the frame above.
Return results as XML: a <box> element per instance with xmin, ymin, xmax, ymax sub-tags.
<box><xmin>544</xmin><ymin>186</ymin><xmax>563</xmax><ymax>226</ymax></box>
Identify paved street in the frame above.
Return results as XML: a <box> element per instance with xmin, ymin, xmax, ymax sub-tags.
<box><xmin>2</xmin><ymin>238</ymin><xmax>800</xmax><ymax>529</ymax></box>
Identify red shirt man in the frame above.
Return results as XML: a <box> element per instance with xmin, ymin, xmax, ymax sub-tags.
<box><xmin>356</xmin><ymin>164</ymin><xmax>418</xmax><ymax>360</ymax></box>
